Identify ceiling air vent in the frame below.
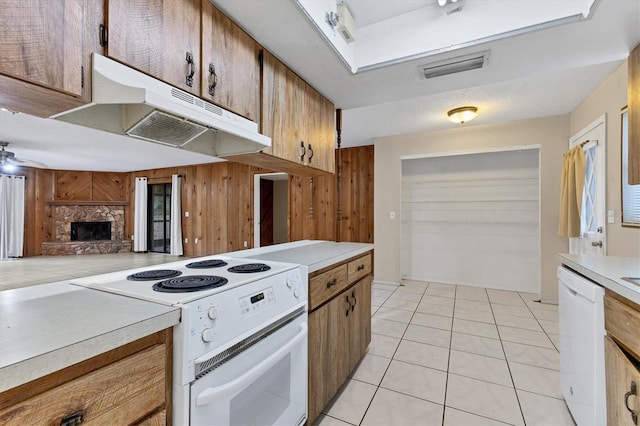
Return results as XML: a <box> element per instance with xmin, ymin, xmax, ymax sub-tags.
<box><xmin>418</xmin><ymin>51</ymin><xmax>490</xmax><ymax>79</ymax></box>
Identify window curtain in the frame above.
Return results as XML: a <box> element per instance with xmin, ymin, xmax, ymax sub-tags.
<box><xmin>0</xmin><ymin>175</ymin><xmax>25</xmax><ymax>259</ymax></box>
<box><xmin>133</xmin><ymin>177</ymin><xmax>148</xmax><ymax>252</ymax></box>
<box><xmin>170</xmin><ymin>174</ymin><xmax>183</xmax><ymax>255</ymax></box>
<box><xmin>558</xmin><ymin>146</ymin><xmax>586</xmax><ymax>237</ymax></box>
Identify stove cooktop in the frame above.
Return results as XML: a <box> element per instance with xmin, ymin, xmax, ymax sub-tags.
<box><xmin>70</xmin><ymin>256</ymin><xmax>300</xmax><ymax>305</ymax></box>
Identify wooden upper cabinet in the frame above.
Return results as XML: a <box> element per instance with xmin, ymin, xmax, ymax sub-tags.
<box><xmin>260</xmin><ymin>51</ymin><xmax>335</xmax><ymax>174</ymax></box>
<box><xmin>106</xmin><ymin>0</ymin><xmax>201</xmax><ymax>95</ymax></box>
<box><xmin>629</xmin><ymin>44</ymin><xmax>640</xmax><ymax>184</ymax></box>
<box><xmin>201</xmin><ymin>2</ymin><xmax>260</xmax><ymax>122</ymax></box>
<box><xmin>0</xmin><ymin>0</ymin><xmax>103</xmax><ymax>117</ymax></box>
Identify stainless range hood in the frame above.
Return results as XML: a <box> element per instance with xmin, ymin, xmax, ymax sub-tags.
<box><xmin>52</xmin><ymin>54</ymin><xmax>270</xmax><ymax>157</ymax></box>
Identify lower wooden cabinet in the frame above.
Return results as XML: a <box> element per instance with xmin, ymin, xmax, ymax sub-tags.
<box><xmin>307</xmin><ymin>252</ymin><xmax>372</xmax><ymax>423</ymax></box>
<box><xmin>0</xmin><ymin>330</ymin><xmax>172</xmax><ymax>426</ymax></box>
<box><xmin>605</xmin><ymin>335</ymin><xmax>640</xmax><ymax>426</ymax></box>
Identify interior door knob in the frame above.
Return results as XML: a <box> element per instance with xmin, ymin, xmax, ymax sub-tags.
<box><xmin>591</xmin><ymin>241</ymin><xmax>603</xmax><ymax>247</ymax></box>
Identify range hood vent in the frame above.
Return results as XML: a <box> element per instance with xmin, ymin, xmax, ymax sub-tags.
<box><xmin>52</xmin><ymin>54</ymin><xmax>270</xmax><ymax>158</ymax></box>
<box><xmin>418</xmin><ymin>51</ymin><xmax>490</xmax><ymax>79</ymax></box>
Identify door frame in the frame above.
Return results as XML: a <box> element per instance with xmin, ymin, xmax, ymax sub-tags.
<box><xmin>568</xmin><ymin>114</ymin><xmax>607</xmax><ymax>255</ymax></box>
<box><xmin>253</xmin><ymin>173</ymin><xmax>288</xmax><ymax>248</ymax></box>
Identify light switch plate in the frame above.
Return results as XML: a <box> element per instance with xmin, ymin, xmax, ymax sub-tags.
<box><xmin>607</xmin><ymin>210</ymin><xmax>615</xmax><ymax>224</ymax></box>
<box><xmin>389</xmin><ymin>211</ymin><xmax>395</xmax><ymax>219</ymax></box>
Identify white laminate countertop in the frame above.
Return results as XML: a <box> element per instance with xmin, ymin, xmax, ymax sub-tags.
<box><xmin>226</xmin><ymin>240</ymin><xmax>374</xmax><ymax>273</ymax></box>
<box><xmin>0</xmin><ymin>282</ymin><xmax>180</xmax><ymax>393</ymax></box>
<box><xmin>558</xmin><ymin>254</ymin><xmax>640</xmax><ymax>304</ymax></box>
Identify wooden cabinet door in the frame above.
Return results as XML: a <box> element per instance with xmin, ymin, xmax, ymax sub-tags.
<box><xmin>303</xmin><ymin>84</ymin><xmax>335</xmax><ymax>173</ymax></box>
<box><xmin>201</xmin><ymin>2</ymin><xmax>259</xmax><ymax>122</ymax></box>
<box><xmin>605</xmin><ymin>335</ymin><xmax>640</xmax><ymax>426</ymax></box>
<box><xmin>0</xmin><ymin>0</ymin><xmax>103</xmax><ymax>116</ymax></box>
<box><xmin>348</xmin><ymin>276</ymin><xmax>372</xmax><ymax>370</ymax></box>
<box><xmin>262</xmin><ymin>50</ymin><xmax>304</xmax><ymax>164</ymax></box>
<box><xmin>308</xmin><ymin>292</ymin><xmax>350</xmax><ymax>423</ymax></box>
<box><xmin>107</xmin><ymin>0</ymin><xmax>201</xmax><ymax>95</ymax></box>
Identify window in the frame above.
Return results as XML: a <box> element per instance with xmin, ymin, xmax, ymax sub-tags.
<box><xmin>622</xmin><ymin>108</ymin><xmax>640</xmax><ymax>226</ymax></box>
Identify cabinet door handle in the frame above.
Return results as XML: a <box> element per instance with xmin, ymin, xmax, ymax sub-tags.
<box><xmin>625</xmin><ymin>381</ymin><xmax>638</xmax><ymax>425</ymax></box>
<box><xmin>208</xmin><ymin>63</ymin><xmax>218</xmax><ymax>96</ymax></box>
<box><xmin>357</xmin><ymin>264</ymin><xmax>365</xmax><ymax>271</ymax></box>
<box><xmin>326</xmin><ymin>278</ymin><xmax>337</xmax><ymax>288</ymax></box>
<box><xmin>308</xmin><ymin>143</ymin><xmax>314</xmax><ymax>163</ymax></box>
<box><xmin>60</xmin><ymin>410</ymin><xmax>85</xmax><ymax>426</ymax></box>
<box><xmin>99</xmin><ymin>24</ymin><xmax>108</xmax><ymax>47</ymax></box>
<box><xmin>351</xmin><ymin>291</ymin><xmax>356</xmax><ymax>311</ymax></box>
<box><xmin>345</xmin><ymin>295</ymin><xmax>351</xmax><ymax>316</ymax></box>
<box><xmin>300</xmin><ymin>141</ymin><xmax>306</xmax><ymax>162</ymax></box>
<box><xmin>186</xmin><ymin>51</ymin><xmax>195</xmax><ymax>87</ymax></box>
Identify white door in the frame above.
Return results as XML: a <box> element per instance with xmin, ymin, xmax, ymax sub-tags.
<box><xmin>569</xmin><ymin>115</ymin><xmax>606</xmax><ymax>255</ymax></box>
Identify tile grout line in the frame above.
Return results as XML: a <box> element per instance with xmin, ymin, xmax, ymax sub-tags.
<box><xmin>440</xmin><ymin>282</ymin><xmax>457</xmax><ymax>426</ymax></box>
<box><xmin>490</xmin><ymin>290</ymin><xmax>528</xmax><ymax>426</ymax></box>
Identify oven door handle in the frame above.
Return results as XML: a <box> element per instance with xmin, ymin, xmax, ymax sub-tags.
<box><xmin>195</xmin><ymin>322</ymin><xmax>308</xmax><ymax>406</ymax></box>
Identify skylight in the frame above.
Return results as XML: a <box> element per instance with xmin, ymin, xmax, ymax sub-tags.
<box><xmin>295</xmin><ymin>0</ymin><xmax>596</xmax><ymax>73</ymax></box>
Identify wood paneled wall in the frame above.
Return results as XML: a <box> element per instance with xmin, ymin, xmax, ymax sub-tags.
<box><xmin>20</xmin><ymin>145</ymin><xmax>374</xmax><ymax>257</ymax></box>
<box><xmin>336</xmin><ymin>146</ymin><xmax>374</xmax><ymax>243</ymax></box>
<box><xmin>128</xmin><ymin>162</ymin><xmax>259</xmax><ymax>257</ymax></box>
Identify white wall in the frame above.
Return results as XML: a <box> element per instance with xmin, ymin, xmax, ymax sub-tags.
<box><xmin>374</xmin><ymin>116</ymin><xmax>569</xmax><ymax>302</ymax></box>
<box><xmin>570</xmin><ymin>61</ymin><xmax>640</xmax><ymax>258</ymax></box>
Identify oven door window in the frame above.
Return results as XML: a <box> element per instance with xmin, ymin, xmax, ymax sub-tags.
<box><xmin>190</xmin><ymin>316</ymin><xmax>307</xmax><ymax>426</ymax></box>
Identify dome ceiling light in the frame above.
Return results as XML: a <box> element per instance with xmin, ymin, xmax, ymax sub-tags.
<box><xmin>447</xmin><ymin>106</ymin><xmax>478</xmax><ymax>124</ymax></box>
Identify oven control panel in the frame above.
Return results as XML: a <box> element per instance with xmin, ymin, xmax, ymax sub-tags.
<box><xmin>179</xmin><ymin>266</ymin><xmax>307</xmax><ymax>372</ymax></box>
<box><xmin>239</xmin><ymin>287</ymin><xmax>276</xmax><ymax>318</ymax></box>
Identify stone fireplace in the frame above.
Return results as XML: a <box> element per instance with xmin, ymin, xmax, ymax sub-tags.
<box><xmin>42</xmin><ymin>204</ymin><xmax>132</xmax><ymax>255</ymax></box>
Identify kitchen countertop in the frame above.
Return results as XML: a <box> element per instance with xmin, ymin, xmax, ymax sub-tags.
<box><xmin>0</xmin><ymin>282</ymin><xmax>180</xmax><ymax>393</ymax></box>
<box><xmin>558</xmin><ymin>254</ymin><xmax>640</xmax><ymax>304</ymax></box>
<box><xmin>227</xmin><ymin>240</ymin><xmax>374</xmax><ymax>273</ymax></box>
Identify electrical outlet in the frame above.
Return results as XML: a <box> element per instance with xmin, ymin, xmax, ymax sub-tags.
<box><xmin>244</xmin><ymin>241</ymin><xmax>248</xmax><ymax>248</ymax></box>
<box><xmin>185</xmin><ymin>211</ymin><xmax>190</xmax><ymax>217</ymax></box>
<box><xmin>184</xmin><ymin>237</ymin><xmax>188</xmax><ymax>244</ymax></box>
<box><xmin>389</xmin><ymin>211</ymin><xmax>395</xmax><ymax>219</ymax></box>
<box><xmin>195</xmin><ymin>237</ymin><xmax>199</xmax><ymax>244</ymax></box>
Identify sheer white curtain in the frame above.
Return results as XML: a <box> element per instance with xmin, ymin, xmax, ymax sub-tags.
<box><xmin>0</xmin><ymin>175</ymin><xmax>25</xmax><ymax>259</ymax></box>
<box><xmin>170</xmin><ymin>174</ymin><xmax>183</xmax><ymax>255</ymax></box>
<box><xmin>134</xmin><ymin>177</ymin><xmax>148</xmax><ymax>252</ymax></box>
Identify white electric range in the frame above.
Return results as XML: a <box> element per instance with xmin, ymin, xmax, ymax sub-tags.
<box><xmin>72</xmin><ymin>255</ymin><xmax>308</xmax><ymax>426</ymax></box>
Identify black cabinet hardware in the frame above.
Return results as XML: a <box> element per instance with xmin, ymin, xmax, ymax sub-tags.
<box><xmin>208</xmin><ymin>63</ymin><xmax>217</xmax><ymax>96</ymax></box>
<box><xmin>345</xmin><ymin>295</ymin><xmax>351</xmax><ymax>316</ymax></box>
<box><xmin>351</xmin><ymin>291</ymin><xmax>356</xmax><ymax>312</ymax></box>
<box><xmin>625</xmin><ymin>381</ymin><xmax>638</xmax><ymax>424</ymax></box>
<box><xmin>326</xmin><ymin>278</ymin><xmax>338</xmax><ymax>288</ymax></box>
<box><xmin>99</xmin><ymin>24</ymin><xmax>108</xmax><ymax>47</ymax></box>
<box><xmin>186</xmin><ymin>51</ymin><xmax>195</xmax><ymax>87</ymax></box>
<box><xmin>60</xmin><ymin>410</ymin><xmax>84</xmax><ymax>426</ymax></box>
<box><xmin>308</xmin><ymin>144</ymin><xmax>314</xmax><ymax>163</ymax></box>
<box><xmin>300</xmin><ymin>141</ymin><xmax>306</xmax><ymax>162</ymax></box>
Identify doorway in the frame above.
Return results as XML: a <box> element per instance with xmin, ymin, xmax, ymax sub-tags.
<box><xmin>148</xmin><ymin>183</ymin><xmax>172</xmax><ymax>253</ymax></box>
<box><xmin>254</xmin><ymin>173</ymin><xmax>288</xmax><ymax>248</ymax></box>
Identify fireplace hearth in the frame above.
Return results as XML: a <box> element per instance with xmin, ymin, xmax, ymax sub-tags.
<box><xmin>71</xmin><ymin>221</ymin><xmax>112</xmax><ymax>241</ymax></box>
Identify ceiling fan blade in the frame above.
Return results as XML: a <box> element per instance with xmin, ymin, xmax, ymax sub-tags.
<box><xmin>9</xmin><ymin>157</ymin><xmax>47</xmax><ymax>169</ymax></box>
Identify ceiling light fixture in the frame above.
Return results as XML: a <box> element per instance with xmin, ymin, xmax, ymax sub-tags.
<box><xmin>447</xmin><ymin>106</ymin><xmax>478</xmax><ymax>124</ymax></box>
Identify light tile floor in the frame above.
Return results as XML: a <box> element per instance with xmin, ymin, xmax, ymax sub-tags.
<box><xmin>0</xmin><ymin>253</ymin><xmax>184</xmax><ymax>290</ymax></box>
<box><xmin>315</xmin><ymin>280</ymin><xmax>575</xmax><ymax>426</ymax></box>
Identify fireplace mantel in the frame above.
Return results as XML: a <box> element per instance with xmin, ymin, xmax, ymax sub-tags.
<box><xmin>46</xmin><ymin>200</ymin><xmax>129</xmax><ymax>206</ymax></box>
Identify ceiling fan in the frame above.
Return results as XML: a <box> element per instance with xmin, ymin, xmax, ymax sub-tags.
<box><xmin>0</xmin><ymin>142</ymin><xmax>46</xmax><ymax>171</ymax></box>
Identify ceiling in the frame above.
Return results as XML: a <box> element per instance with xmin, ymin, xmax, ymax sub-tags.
<box><xmin>0</xmin><ymin>0</ymin><xmax>639</xmax><ymax>172</ymax></box>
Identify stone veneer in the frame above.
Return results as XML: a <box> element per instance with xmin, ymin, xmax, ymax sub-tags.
<box><xmin>42</xmin><ymin>205</ymin><xmax>130</xmax><ymax>255</ymax></box>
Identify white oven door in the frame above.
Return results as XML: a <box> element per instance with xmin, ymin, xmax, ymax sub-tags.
<box><xmin>190</xmin><ymin>312</ymin><xmax>307</xmax><ymax>426</ymax></box>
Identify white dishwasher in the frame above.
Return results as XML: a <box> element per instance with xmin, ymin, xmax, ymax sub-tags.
<box><xmin>558</xmin><ymin>266</ymin><xmax>606</xmax><ymax>426</ymax></box>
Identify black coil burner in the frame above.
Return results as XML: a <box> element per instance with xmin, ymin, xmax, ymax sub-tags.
<box><xmin>186</xmin><ymin>259</ymin><xmax>228</xmax><ymax>269</ymax></box>
<box><xmin>127</xmin><ymin>269</ymin><xmax>182</xmax><ymax>281</ymax></box>
<box><xmin>152</xmin><ymin>275</ymin><xmax>229</xmax><ymax>293</ymax></box>
<box><xmin>228</xmin><ymin>263</ymin><xmax>271</xmax><ymax>273</ymax></box>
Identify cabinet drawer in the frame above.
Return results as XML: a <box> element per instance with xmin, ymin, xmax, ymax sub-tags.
<box><xmin>347</xmin><ymin>254</ymin><xmax>372</xmax><ymax>284</ymax></box>
<box><xmin>605</xmin><ymin>294</ymin><xmax>640</xmax><ymax>359</ymax></box>
<box><xmin>0</xmin><ymin>344</ymin><xmax>166</xmax><ymax>426</ymax></box>
<box><xmin>309</xmin><ymin>265</ymin><xmax>349</xmax><ymax>311</ymax></box>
